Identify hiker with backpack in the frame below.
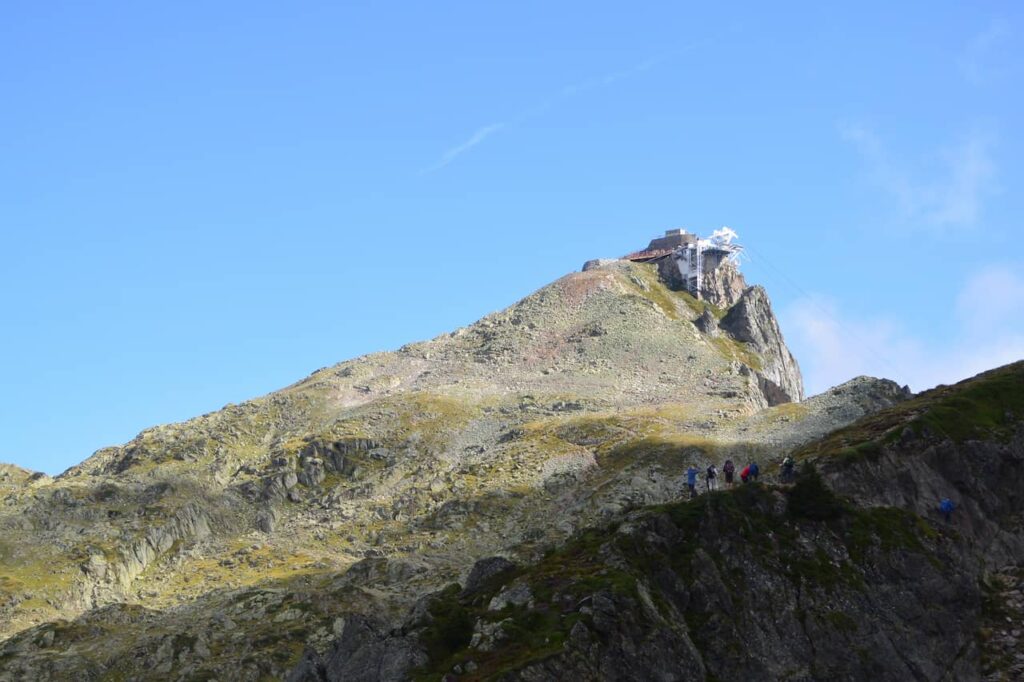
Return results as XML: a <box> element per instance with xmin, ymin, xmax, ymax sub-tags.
<box><xmin>723</xmin><ymin>459</ymin><xmax>735</xmax><ymax>488</ymax></box>
<box><xmin>749</xmin><ymin>462</ymin><xmax>760</xmax><ymax>482</ymax></box>
<box><xmin>686</xmin><ymin>465</ymin><xmax>700</xmax><ymax>499</ymax></box>
<box><xmin>706</xmin><ymin>463</ymin><xmax>718</xmax><ymax>492</ymax></box>
<box><xmin>781</xmin><ymin>456</ymin><xmax>795</xmax><ymax>484</ymax></box>
<box><xmin>740</xmin><ymin>464</ymin><xmax>751</xmax><ymax>484</ymax></box>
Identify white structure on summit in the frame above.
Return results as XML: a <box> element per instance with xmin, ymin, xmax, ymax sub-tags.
<box><xmin>676</xmin><ymin>227</ymin><xmax>743</xmax><ymax>298</ymax></box>
<box><xmin>624</xmin><ymin>227</ymin><xmax>744</xmax><ymax>299</ymax></box>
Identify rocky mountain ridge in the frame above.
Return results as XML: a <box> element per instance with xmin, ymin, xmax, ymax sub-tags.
<box><xmin>291</xmin><ymin>361</ymin><xmax>1024</xmax><ymax>682</ymax></box>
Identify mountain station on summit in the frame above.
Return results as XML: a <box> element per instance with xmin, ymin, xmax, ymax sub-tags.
<box><xmin>625</xmin><ymin>228</ymin><xmax>744</xmax><ymax>299</ymax></box>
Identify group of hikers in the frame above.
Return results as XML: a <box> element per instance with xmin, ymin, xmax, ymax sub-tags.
<box><xmin>682</xmin><ymin>456</ymin><xmax>959</xmax><ymax>524</ymax></box>
<box><xmin>683</xmin><ymin>456</ymin><xmax>797</xmax><ymax>498</ymax></box>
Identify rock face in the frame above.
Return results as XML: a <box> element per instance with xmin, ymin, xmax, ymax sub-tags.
<box><xmin>288</xmin><ymin>614</ymin><xmax>427</xmax><ymax>682</ymax></box>
<box><xmin>811</xmin><ymin>364</ymin><xmax>1024</xmax><ymax>568</ymax></box>
<box><xmin>980</xmin><ymin>566</ymin><xmax>1024</xmax><ymax>680</ymax></box>
<box><xmin>698</xmin><ymin>258</ymin><xmax>747</xmax><ymax>309</ymax></box>
<box><xmin>721</xmin><ymin>285</ymin><xmax>804</xmax><ymax>405</ymax></box>
<box><xmin>693</xmin><ymin>308</ymin><xmax>718</xmax><ymax>336</ymax></box>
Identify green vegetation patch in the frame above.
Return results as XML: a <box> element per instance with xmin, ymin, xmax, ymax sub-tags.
<box><xmin>420</xmin><ymin>584</ymin><xmax>475</xmax><ymax>664</ymax></box>
<box><xmin>530</xmin><ymin>526</ymin><xmax>638</xmax><ymax>602</ymax></box>
<box><xmin>798</xmin><ymin>361</ymin><xmax>1024</xmax><ymax>464</ymax></box>
<box><xmin>767</xmin><ymin>402</ymin><xmax>810</xmax><ymax>422</ymax></box>
<box><xmin>389</xmin><ymin>392</ymin><xmax>481</xmax><ymax>451</ymax></box>
<box><xmin>710</xmin><ymin>335</ymin><xmax>764</xmax><ymax>371</ymax></box>
<box><xmin>623</xmin><ymin>264</ymin><xmax>684</xmax><ymax>320</ymax></box>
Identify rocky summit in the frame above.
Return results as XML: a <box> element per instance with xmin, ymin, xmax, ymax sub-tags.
<box><xmin>0</xmin><ymin>244</ymin><xmax>1020</xmax><ymax>682</ymax></box>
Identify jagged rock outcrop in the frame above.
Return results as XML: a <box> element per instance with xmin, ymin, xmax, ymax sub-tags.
<box><xmin>646</xmin><ymin>253</ymin><xmax>801</xmax><ymax>407</ymax></box>
<box><xmin>827</xmin><ymin>427</ymin><xmax>1024</xmax><ymax>567</ymax></box>
<box><xmin>693</xmin><ymin>308</ymin><xmax>718</xmax><ymax>336</ymax></box>
<box><xmin>288</xmin><ymin>614</ymin><xmax>427</xmax><ymax>682</ymax></box>
<box><xmin>581</xmin><ymin>259</ymin><xmax>617</xmax><ymax>272</ymax></box>
<box><xmin>67</xmin><ymin>501</ymin><xmax>214</xmax><ymax>613</ymax></box>
<box><xmin>721</xmin><ymin>285</ymin><xmax>804</xmax><ymax>405</ymax></box>
<box><xmin>461</xmin><ymin>557</ymin><xmax>518</xmax><ymax>597</ymax></box>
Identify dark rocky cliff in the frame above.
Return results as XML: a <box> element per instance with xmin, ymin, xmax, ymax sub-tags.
<box><xmin>292</xmin><ymin>361</ymin><xmax>1024</xmax><ymax>682</ymax></box>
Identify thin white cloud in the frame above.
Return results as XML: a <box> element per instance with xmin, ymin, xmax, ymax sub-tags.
<box><xmin>421</xmin><ymin>123</ymin><xmax>505</xmax><ymax>174</ymax></box>
<box><xmin>784</xmin><ymin>296</ymin><xmax>921</xmax><ymax>394</ymax></box>
<box><xmin>928</xmin><ymin>133</ymin><xmax>997</xmax><ymax>226</ymax></box>
<box><xmin>959</xmin><ymin>19</ymin><xmax>1011</xmax><ymax>84</ymax></box>
<box><xmin>783</xmin><ymin>265</ymin><xmax>1024</xmax><ymax>394</ymax></box>
<box><xmin>955</xmin><ymin>263</ymin><xmax>1024</xmax><ymax>329</ymax></box>
<box><xmin>560</xmin><ymin>55</ymin><xmax>665</xmax><ymax>97</ymax></box>
<box><xmin>840</xmin><ymin>124</ymin><xmax>997</xmax><ymax>229</ymax></box>
<box><xmin>423</xmin><ymin>51</ymin><xmax>678</xmax><ymax>173</ymax></box>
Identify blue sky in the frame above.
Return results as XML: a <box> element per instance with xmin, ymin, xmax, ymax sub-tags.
<box><xmin>2</xmin><ymin>2</ymin><xmax>1022</xmax><ymax>474</ymax></box>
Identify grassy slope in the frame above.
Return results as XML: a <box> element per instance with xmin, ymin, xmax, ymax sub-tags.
<box><xmin>795</xmin><ymin>360</ymin><xmax>1024</xmax><ymax>464</ymax></box>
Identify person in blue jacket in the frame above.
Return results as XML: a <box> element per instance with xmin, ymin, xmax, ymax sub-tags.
<box><xmin>939</xmin><ymin>498</ymin><xmax>956</xmax><ymax>523</ymax></box>
<box><xmin>686</xmin><ymin>466</ymin><xmax>700</xmax><ymax>499</ymax></box>
<box><xmin>749</xmin><ymin>461</ymin><xmax>760</xmax><ymax>482</ymax></box>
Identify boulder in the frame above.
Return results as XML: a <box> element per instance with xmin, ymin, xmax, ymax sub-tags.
<box><xmin>462</xmin><ymin>556</ymin><xmax>517</xmax><ymax>597</ymax></box>
<box><xmin>256</xmin><ymin>508</ymin><xmax>277</xmax><ymax>534</ymax></box>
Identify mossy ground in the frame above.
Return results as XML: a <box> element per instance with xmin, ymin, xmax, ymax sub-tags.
<box><xmin>709</xmin><ymin>334</ymin><xmax>764</xmax><ymax>371</ymax></box>
<box><xmin>133</xmin><ymin>541</ymin><xmax>339</xmax><ymax>608</ymax></box>
<box><xmin>623</xmin><ymin>264</ymin><xmax>686</xmax><ymax>321</ymax></box>
<box><xmin>520</xmin><ymin>403</ymin><xmax>729</xmax><ymax>464</ymax></box>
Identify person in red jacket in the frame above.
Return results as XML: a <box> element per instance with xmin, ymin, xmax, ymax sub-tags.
<box><xmin>740</xmin><ymin>464</ymin><xmax>751</xmax><ymax>484</ymax></box>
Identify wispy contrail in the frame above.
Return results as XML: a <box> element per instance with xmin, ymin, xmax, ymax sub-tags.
<box><xmin>421</xmin><ymin>123</ymin><xmax>505</xmax><ymax>174</ymax></box>
<box><xmin>421</xmin><ymin>47</ymin><xmax>695</xmax><ymax>173</ymax></box>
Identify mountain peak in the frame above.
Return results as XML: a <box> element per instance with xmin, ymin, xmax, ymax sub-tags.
<box><xmin>581</xmin><ymin>228</ymin><xmax>803</xmax><ymax>404</ymax></box>
<box><xmin>0</xmin><ymin>235</ymin><xmax>889</xmax><ymax>680</ymax></box>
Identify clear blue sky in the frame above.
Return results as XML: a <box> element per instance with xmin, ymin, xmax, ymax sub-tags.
<box><xmin>2</xmin><ymin>2</ymin><xmax>1022</xmax><ymax>474</ymax></box>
